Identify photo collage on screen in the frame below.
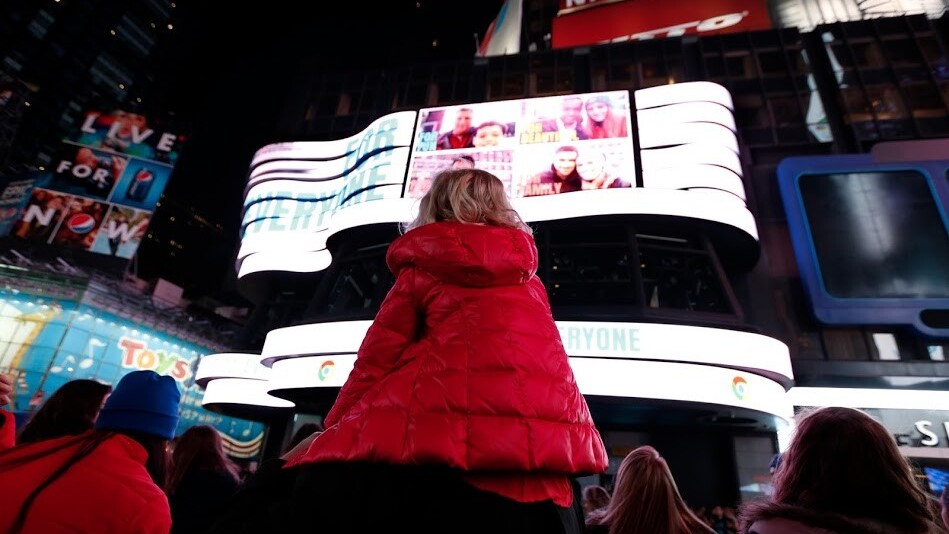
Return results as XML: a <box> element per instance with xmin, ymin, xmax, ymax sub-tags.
<box><xmin>405</xmin><ymin>91</ymin><xmax>636</xmax><ymax>200</ymax></box>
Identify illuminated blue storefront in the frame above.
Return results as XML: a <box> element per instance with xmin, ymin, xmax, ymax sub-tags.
<box><xmin>0</xmin><ymin>290</ymin><xmax>264</xmax><ymax>457</ymax></box>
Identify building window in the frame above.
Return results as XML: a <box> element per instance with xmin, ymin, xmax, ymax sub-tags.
<box><xmin>538</xmin><ymin>223</ymin><xmax>739</xmax><ymax>320</ymax></box>
<box><xmin>882</xmin><ymin>38</ymin><xmax>923</xmax><ymax>67</ymax></box>
<box><xmin>928</xmin><ymin>344</ymin><xmax>947</xmax><ymax>361</ymax></box>
<box><xmin>637</xmin><ymin>234</ymin><xmax>733</xmax><ymax>314</ymax></box>
<box><xmin>405</xmin><ymin>76</ymin><xmax>430</xmax><ymax>108</ymax></box>
<box><xmin>336</xmin><ymin>93</ymin><xmax>352</xmax><ymax>116</ymax></box>
<box><xmin>117</xmin><ymin>15</ymin><xmax>156</xmax><ymax>56</ymax></box>
<box><xmin>870</xmin><ymin>332</ymin><xmax>901</xmax><ymax>360</ymax></box>
<box><xmin>316</xmin><ymin>251</ymin><xmax>392</xmax><ymax>319</ymax></box>
<box><xmin>545</xmin><ymin>224</ymin><xmax>634</xmax><ymax>307</ymax></box>
<box><xmin>529</xmin><ymin>52</ymin><xmax>565</xmax><ymax>96</ymax></box>
<box><xmin>821</xmin><ymin>328</ymin><xmax>868</xmax><ymax>360</ymax></box>
<box><xmin>487</xmin><ymin>55</ymin><xmax>528</xmax><ymax>99</ymax></box>
<box><xmin>27</xmin><ymin>10</ymin><xmax>55</xmax><ymax>40</ymax></box>
<box><xmin>757</xmin><ymin>50</ymin><xmax>787</xmax><ymax>75</ymax></box>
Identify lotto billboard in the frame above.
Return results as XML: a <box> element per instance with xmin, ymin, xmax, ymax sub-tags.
<box><xmin>551</xmin><ymin>0</ymin><xmax>772</xmax><ymax>48</ymax></box>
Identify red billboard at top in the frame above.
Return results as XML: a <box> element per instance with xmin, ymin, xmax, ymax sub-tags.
<box><xmin>552</xmin><ymin>0</ymin><xmax>772</xmax><ymax>48</ymax></box>
<box><xmin>558</xmin><ymin>0</ymin><xmax>625</xmax><ymax>16</ymax></box>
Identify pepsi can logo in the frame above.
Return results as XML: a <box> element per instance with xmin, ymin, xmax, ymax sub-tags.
<box><xmin>67</xmin><ymin>213</ymin><xmax>97</xmax><ymax>234</ymax></box>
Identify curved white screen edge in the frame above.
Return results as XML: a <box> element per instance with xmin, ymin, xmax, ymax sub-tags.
<box><xmin>238</xmin><ymin>189</ymin><xmax>759</xmax><ymax>278</ymax></box>
<box><xmin>201</xmin><ymin>317</ymin><xmax>793</xmax><ymax>419</ymax></box>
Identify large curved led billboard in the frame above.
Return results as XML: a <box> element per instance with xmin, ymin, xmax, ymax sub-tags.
<box><xmin>236</xmin><ymin>82</ymin><xmax>757</xmax><ymax>281</ymax></box>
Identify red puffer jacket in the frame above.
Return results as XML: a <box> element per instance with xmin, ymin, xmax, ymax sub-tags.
<box><xmin>288</xmin><ymin>221</ymin><xmax>608</xmax><ymax>503</ymax></box>
<box><xmin>0</xmin><ymin>431</ymin><xmax>171</xmax><ymax>534</ymax></box>
<box><xmin>0</xmin><ymin>409</ymin><xmax>14</xmax><ymax>450</ymax></box>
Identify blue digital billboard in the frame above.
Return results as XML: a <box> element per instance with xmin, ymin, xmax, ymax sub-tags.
<box><xmin>777</xmin><ymin>154</ymin><xmax>949</xmax><ymax>338</ymax></box>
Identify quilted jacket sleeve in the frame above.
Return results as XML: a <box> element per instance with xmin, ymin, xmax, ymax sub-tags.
<box><xmin>528</xmin><ymin>275</ymin><xmax>553</xmax><ymax>313</ymax></box>
<box><xmin>323</xmin><ymin>268</ymin><xmax>422</xmax><ymax>428</ymax></box>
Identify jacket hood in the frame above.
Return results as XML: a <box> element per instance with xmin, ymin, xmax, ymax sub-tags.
<box><xmin>386</xmin><ymin>222</ymin><xmax>537</xmax><ymax>287</ymax></box>
<box><xmin>741</xmin><ymin>502</ymin><xmax>941</xmax><ymax>534</ymax></box>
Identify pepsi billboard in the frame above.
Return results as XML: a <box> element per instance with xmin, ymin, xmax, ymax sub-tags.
<box><xmin>4</xmin><ymin>109</ymin><xmax>183</xmax><ymax>261</ymax></box>
<box><xmin>0</xmin><ymin>292</ymin><xmax>264</xmax><ymax>457</ymax></box>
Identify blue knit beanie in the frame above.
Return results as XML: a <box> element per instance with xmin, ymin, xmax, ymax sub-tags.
<box><xmin>95</xmin><ymin>370</ymin><xmax>180</xmax><ymax>440</ymax></box>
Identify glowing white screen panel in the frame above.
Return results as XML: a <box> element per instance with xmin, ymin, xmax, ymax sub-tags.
<box><xmin>571</xmin><ymin>359</ymin><xmax>793</xmax><ymax>421</ymax></box>
<box><xmin>238</xmin><ymin>82</ymin><xmax>754</xmax><ymax>279</ymax></box>
<box><xmin>789</xmin><ymin>387</ymin><xmax>949</xmax><ymax>410</ymax></box>
<box><xmin>258</xmin><ymin>319</ymin><xmax>787</xmax><ymax>379</ymax></box>
<box><xmin>237</xmin><ymin>112</ymin><xmax>417</xmax><ymax>279</ymax></box>
<box><xmin>202</xmin><ymin>378</ymin><xmax>295</xmax><ymax>408</ymax></box>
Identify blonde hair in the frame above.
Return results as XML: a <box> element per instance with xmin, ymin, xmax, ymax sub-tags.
<box><xmin>404</xmin><ymin>169</ymin><xmax>531</xmax><ymax>234</ymax></box>
<box><xmin>589</xmin><ymin>446</ymin><xmax>714</xmax><ymax>534</ymax></box>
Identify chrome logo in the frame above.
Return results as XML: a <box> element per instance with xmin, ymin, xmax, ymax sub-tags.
<box><xmin>732</xmin><ymin>376</ymin><xmax>748</xmax><ymax>400</ymax></box>
<box><xmin>66</xmin><ymin>214</ymin><xmax>97</xmax><ymax>234</ymax></box>
<box><xmin>318</xmin><ymin>360</ymin><xmax>335</xmax><ymax>381</ymax></box>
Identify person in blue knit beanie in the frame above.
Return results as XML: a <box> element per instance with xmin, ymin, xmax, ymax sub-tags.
<box><xmin>0</xmin><ymin>370</ymin><xmax>181</xmax><ymax>534</ymax></box>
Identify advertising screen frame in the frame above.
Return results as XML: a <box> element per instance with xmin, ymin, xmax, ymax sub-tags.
<box><xmin>777</xmin><ymin>153</ymin><xmax>949</xmax><ymax>337</ymax></box>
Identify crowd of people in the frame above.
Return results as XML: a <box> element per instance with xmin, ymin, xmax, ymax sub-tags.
<box><xmin>0</xmin><ymin>371</ymin><xmax>244</xmax><ymax>534</ymax></box>
<box><xmin>577</xmin><ymin>407</ymin><xmax>948</xmax><ymax>534</ymax></box>
<box><xmin>1</xmin><ymin>167</ymin><xmax>948</xmax><ymax>533</ymax></box>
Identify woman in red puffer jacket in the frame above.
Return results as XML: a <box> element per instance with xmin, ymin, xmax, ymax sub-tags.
<box><xmin>210</xmin><ymin>168</ymin><xmax>608</xmax><ymax>534</ymax></box>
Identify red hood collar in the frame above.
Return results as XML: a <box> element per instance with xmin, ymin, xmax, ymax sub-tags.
<box><xmin>386</xmin><ymin>222</ymin><xmax>537</xmax><ymax>287</ymax></box>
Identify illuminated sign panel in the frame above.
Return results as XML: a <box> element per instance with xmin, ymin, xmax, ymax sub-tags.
<box><xmin>6</xmin><ymin>109</ymin><xmax>183</xmax><ymax>260</ymax></box>
<box><xmin>0</xmin><ymin>294</ymin><xmax>265</xmax><ymax>457</ymax></box>
<box><xmin>571</xmin><ymin>359</ymin><xmax>792</xmax><ymax>420</ymax></box>
<box><xmin>557</xmin><ymin>0</ymin><xmax>625</xmax><ymax>15</ymax></box>
<box><xmin>777</xmin><ymin>153</ymin><xmax>949</xmax><ymax>337</ymax></box>
<box><xmin>636</xmin><ymin>82</ymin><xmax>746</xmax><ymax>202</ymax></box>
<box><xmin>237</xmin><ymin>82</ymin><xmax>756</xmax><ymax>280</ymax></box>
<box><xmin>198</xmin><ymin>320</ymin><xmax>792</xmax><ymax>419</ymax></box>
<box><xmin>551</xmin><ymin>0</ymin><xmax>771</xmax><ymax>48</ymax></box>
<box><xmin>237</xmin><ymin>112</ymin><xmax>417</xmax><ymax>278</ymax></box>
<box><xmin>771</xmin><ymin>0</ymin><xmax>948</xmax><ymax>32</ymax></box>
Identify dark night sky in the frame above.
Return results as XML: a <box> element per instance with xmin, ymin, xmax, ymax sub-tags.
<box><xmin>141</xmin><ymin>1</ymin><xmax>505</xmax><ymax>294</ymax></box>
<box><xmin>162</xmin><ymin>1</ymin><xmax>505</xmax><ymax>216</ymax></box>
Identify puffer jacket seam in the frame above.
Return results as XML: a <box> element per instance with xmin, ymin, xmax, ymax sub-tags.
<box><xmin>463</xmin><ymin>289</ymin><xmax>474</xmax><ymax>470</ymax></box>
<box><xmin>398</xmin><ymin>269</ymin><xmax>425</xmax><ymax>460</ymax></box>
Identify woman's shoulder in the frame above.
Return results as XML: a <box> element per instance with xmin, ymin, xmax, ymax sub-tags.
<box><xmin>740</xmin><ymin>501</ymin><xmax>927</xmax><ymax>534</ymax></box>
